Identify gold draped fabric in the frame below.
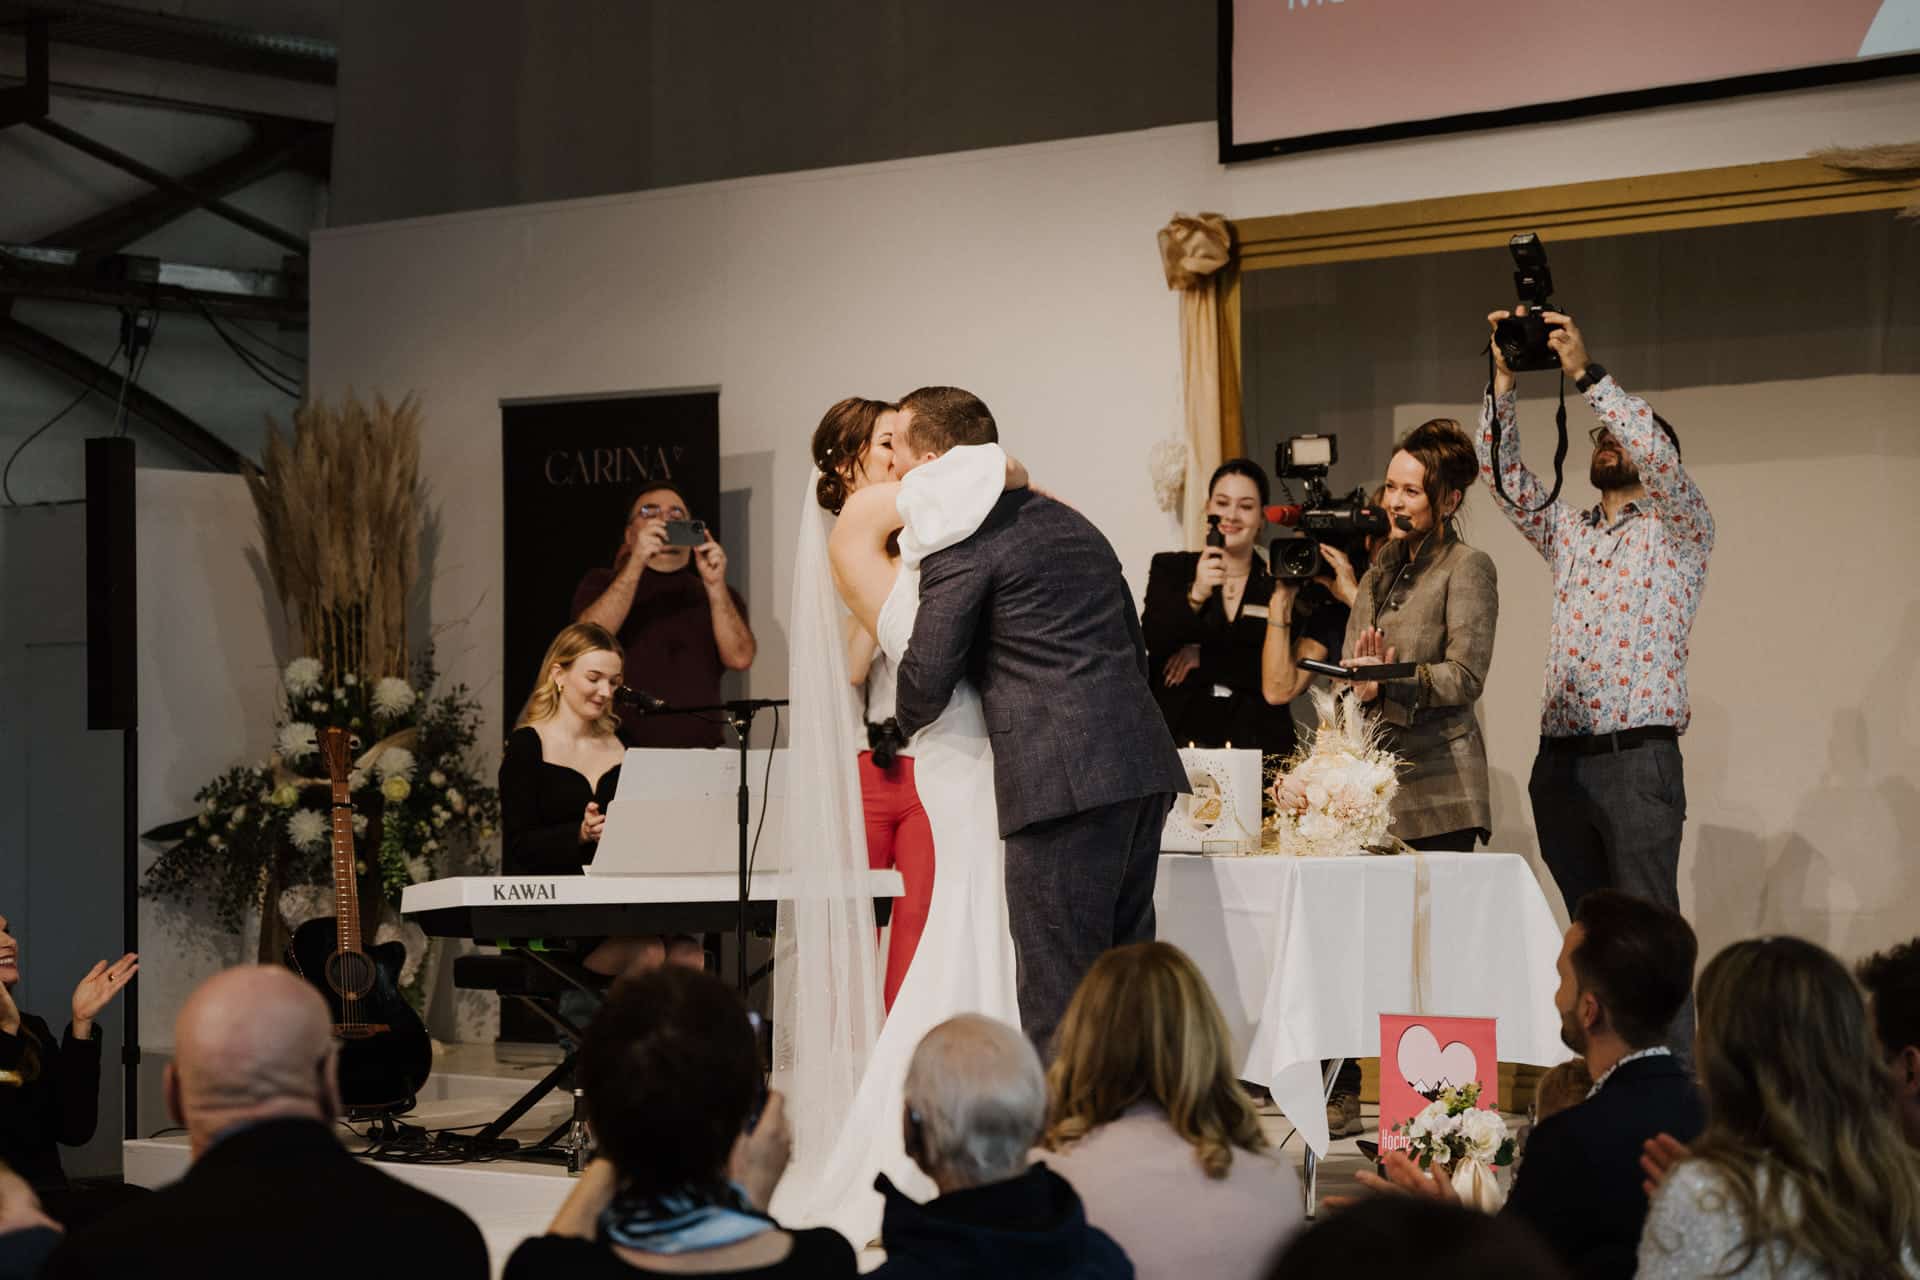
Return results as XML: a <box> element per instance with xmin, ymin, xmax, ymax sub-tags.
<box><xmin>1158</xmin><ymin>213</ymin><xmax>1243</xmax><ymax>546</ymax></box>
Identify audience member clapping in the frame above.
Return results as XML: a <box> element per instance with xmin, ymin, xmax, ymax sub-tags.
<box><xmin>1268</xmin><ymin>1195</ymin><xmax>1569</xmax><ymax>1280</ymax></box>
<box><xmin>1039</xmin><ymin>942</ymin><xmax>1300</xmax><ymax>1278</ymax></box>
<box><xmin>1860</xmin><ymin>936</ymin><xmax>1920</xmax><ymax>1150</ymax></box>
<box><xmin>1355</xmin><ymin>890</ymin><xmax>1701</xmax><ymax>1280</ymax></box>
<box><xmin>41</xmin><ymin>966</ymin><xmax>486</xmax><ymax>1280</ymax></box>
<box><xmin>506</xmin><ymin>966</ymin><xmax>854</xmax><ymax>1280</ymax></box>
<box><xmin>1636</xmin><ymin>936</ymin><xmax>1920</xmax><ymax>1278</ymax></box>
<box><xmin>871</xmin><ymin>1014</ymin><xmax>1130</xmax><ymax>1279</ymax></box>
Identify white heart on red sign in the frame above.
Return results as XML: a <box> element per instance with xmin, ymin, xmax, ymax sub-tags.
<box><xmin>1397</xmin><ymin>1023</ymin><xmax>1479</xmax><ymax>1095</ymax></box>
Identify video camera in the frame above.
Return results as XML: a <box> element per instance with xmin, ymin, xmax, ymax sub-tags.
<box><xmin>1266</xmin><ymin>433</ymin><xmax>1388</xmax><ymax>582</ymax></box>
<box><xmin>1491</xmin><ymin>233</ymin><xmax>1564</xmax><ymax>373</ymax></box>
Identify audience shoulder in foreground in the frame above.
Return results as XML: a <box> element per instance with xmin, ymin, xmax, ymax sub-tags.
<box><xmin>504</xmin><ymin>966</ymin><xmax>855</xmax><ymax>1280</ymax></box>
<box><xmin>1638</xmin><ymin>937</ymin><xmax>1920</xmax><ymax>1278</ymax></box>
<box><xmin>1270</xmin><ymin>1195</ymin><xmax>1569</xmax><ymax>1280</ymax></box>
<box><xmin>873</xmin><ymin>1013</ymin><xmax>1130</xmax><ymax>1280</ymax></box>
<box><xmin>40</xmin><ymin>965</ymin><xmax>486</xmax><ymax>1280</ymax></box>
<box><xmin>1040</xmin><ymin>942</ymin><xmax>1300</xmax><ymax>1279</ymax></box>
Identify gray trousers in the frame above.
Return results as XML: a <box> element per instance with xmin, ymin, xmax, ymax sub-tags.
<box><xmin>1529</xmin><ymin>737</ymin><xmax>1694</xmax><ymax>1060</ymax></box>
<box><xmin>1003</xmin><ymin>793</ymin><xmax>1176</xmax><ymax>1060</ymax></box>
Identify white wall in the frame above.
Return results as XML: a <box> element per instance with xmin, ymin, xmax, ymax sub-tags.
<box><xmin>303</xmin><ymin>76</ymin><xmax>1920</xmax><ymax>984</ymax></box>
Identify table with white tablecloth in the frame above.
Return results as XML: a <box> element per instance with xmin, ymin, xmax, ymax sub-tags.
<box><xmin>1153</xmin><ymin>851</ymin><xmax>1573</xmax><ymax>1158</ymax></box>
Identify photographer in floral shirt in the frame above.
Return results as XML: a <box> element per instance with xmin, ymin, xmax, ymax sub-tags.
<box><xmin>1476</xmin><ymin>308</ymin><xmax>1713</xmax><ymax>1060</ymax></box>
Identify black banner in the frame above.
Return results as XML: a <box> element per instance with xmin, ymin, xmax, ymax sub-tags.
<box><xmin>500</xmin><ymin>391</ymin><xmax>720</xmax><ymax>727</ymax></box>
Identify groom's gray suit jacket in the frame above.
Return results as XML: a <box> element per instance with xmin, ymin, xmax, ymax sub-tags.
<box><xmin>894</xmin><ymin>487</ymin><xmax>1187</xmax><ymax>838</ymax></box>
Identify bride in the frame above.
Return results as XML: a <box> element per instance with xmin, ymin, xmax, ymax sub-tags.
<box><xmin>769</xmin><ymin>398</ymin><xmax>1021</xmax><ymax>1244</ymax></box>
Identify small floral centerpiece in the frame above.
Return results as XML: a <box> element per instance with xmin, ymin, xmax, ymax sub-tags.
<box><xmin>1264</xmin><ymin>687</ymin><xmax>1402</xmax><ymax>857</ymax></box>
<box><xmin>1394</xmin><ymin>1082</ymin><xmax>1516</xmax><ymax>1211</ymax></box>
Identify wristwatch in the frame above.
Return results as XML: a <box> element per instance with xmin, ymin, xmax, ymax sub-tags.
<box><xmin>1575</xmin><ymin>362</ymin><xmax>1608</xmax><ymax>393</ymax></box>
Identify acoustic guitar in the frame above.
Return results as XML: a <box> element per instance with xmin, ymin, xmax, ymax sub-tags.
<box><xmin>285</xmin><ymin>726</ymin><xmax>432</xmax><ymax>1112</ymax></box>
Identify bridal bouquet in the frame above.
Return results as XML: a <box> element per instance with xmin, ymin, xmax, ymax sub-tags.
<box><xmin>1265</xmin><ymin>686</ymin><xmax>1401</xmax><ymax>857</ymax></box>
<box><xmin>1394</xmin><ymin>1082</ymin><xmax>1516</xmax><ymax>1211</ymax></box>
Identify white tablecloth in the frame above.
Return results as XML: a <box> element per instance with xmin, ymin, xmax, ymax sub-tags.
<box><xmin>1153</xmin><ymin>851</ymin><xmax>1572</xmax><ymax>1157</ymax></box>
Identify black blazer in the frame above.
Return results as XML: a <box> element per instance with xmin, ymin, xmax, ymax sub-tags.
<box><xmin>1503</xmin><ymin>1054</ymin><xmax>1706</xmax><ymax>1280</ymax></box>
<box><xmin>0</xmin><ymin>1012</ymin><xmax>100</xmax><ymax>1191</ymax></box>
<box><xmin>42</xmin><ymin>1117</ymin><xmax>488</xmax><ymax>1280</ymax></box>
<box><xmin>895</xmin><ymin>489</ymin><xmax>1187</xmax><ymax>837</ymax></box>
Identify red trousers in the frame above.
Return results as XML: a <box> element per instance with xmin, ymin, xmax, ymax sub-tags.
<box><xmin>859</xmin><ymin>750</ymin><xmax>935</xmax><ymax>1011</ymax></box>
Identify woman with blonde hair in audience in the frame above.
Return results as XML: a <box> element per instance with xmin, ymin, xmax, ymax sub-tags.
<box><xmin>1040</xmin><ymin>941</ymin><xmax>1301</xmax><ymax>1278</ymax></box>
<box><xmin>1638</xmin><ymin>936</ymin><xmax>1920</xmax><ymax>1278</ymax></box>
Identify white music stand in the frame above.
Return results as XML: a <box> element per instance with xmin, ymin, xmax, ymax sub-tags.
<box><xmin>590</xmin><ymin>748</ymin><xmax>787</xmax><ymax>876</ymax></box>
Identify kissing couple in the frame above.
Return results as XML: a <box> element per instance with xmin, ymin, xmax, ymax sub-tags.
<box><xmin>770</xmin><ymin>386</ymin><xmax>1185</xmax><ymax>1242</ymax></box>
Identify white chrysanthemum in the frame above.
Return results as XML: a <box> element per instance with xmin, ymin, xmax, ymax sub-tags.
<box><xmin>277</xmin><ymin>721</ymin><xmax>318</xmax><ymax>761</ymax></box>
<box><xmin>372</xmin><ymin>677</ymin><xmax>417</xmax><ymax>719</ymax></box>
<box><xmin>283</xmin><ymin>657</ymin><xmax>323</xmax><ymax>696</ymax></box>
<box><xmin>374</xmin><ymin>746</ymin><xmax>415</xmax><ymax>781</ymax></box>
<box><xmin>352</xmin><ymin>813</ymin><xmax>368</xmax><ymax>835</ymax></box>
<box><xmin>287</xmin><ymin>808</ymin><xmax>327</xmax><ymax>852</ymax></box>
<box><xmin>406</xmin><ymin>857</ymin><xmax>432</xmax><ymax>884</ymax></box>
<box><xmin>348</xmin><ymin>768</ymin><xmax>370</xmax><ymax>792</ymax></box>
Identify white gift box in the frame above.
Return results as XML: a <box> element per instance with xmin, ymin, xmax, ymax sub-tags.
<box><xmin>1161</xmin><ymin>747</ymin><xmax>1264</xmax><ymax>854</ymax></box>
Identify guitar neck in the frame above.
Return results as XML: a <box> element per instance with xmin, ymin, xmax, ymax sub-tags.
<box><xmin>331</xmin><ymin>778</ymin><xmax>361</xmax><ymax>957</ymax></box>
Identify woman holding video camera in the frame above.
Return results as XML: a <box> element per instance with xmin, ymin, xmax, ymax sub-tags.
<box><xmin>1329</xmin><ymin>419</ymin><xmax>1497</xmax><ymax>851</ymax></box>
<box><xmin>1142</xmin><ymin>460</ymin><xmax>1349</xmax><ymax>757</ymax></box>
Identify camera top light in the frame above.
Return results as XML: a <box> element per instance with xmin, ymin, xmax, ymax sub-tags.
<box><xmin>1281</xmin><ymin>434</ymin><xmax>1336</xmax><ymax>471</ymax></box>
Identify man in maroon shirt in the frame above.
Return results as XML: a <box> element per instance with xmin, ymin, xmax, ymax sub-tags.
<box><xmin>571</xmin><ymin>485</ymin><xmax>755</xmax><ymax>748</ymax></box>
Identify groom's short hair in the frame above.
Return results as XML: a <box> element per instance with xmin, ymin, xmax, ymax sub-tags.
<box><xmin>898</xmin><ymin>386</ymin><xmax>997</xmax><ymax>456</ymax></box>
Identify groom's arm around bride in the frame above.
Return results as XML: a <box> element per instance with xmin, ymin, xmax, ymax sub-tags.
<box><xmin>889</xmin><ymin>386</ymin><xmax>1188</xmax><ymax>1058</ymax></box>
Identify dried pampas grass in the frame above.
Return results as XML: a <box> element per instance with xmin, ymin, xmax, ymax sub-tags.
<box><xmin>247</xmin><ymin>393</ymin><xmax>422</xmax><ymax>683</ymax></box>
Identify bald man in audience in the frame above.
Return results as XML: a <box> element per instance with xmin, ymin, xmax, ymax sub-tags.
<box><xmin>42</xmin><ymin>966</ymin><xmax>486</xmax><ymax>1280</ymax></box>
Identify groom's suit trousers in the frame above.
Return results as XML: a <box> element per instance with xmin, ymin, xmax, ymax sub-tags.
<box><xmin>1003</xmin><ymin>791</ymin><xmax>1176</xmax><ymax>1060</ymax></box>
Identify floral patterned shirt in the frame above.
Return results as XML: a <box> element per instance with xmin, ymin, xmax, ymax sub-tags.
<box><xmin>1476</xmin><ymin>377</ymin><xmax>1714</xmax><ymax>737</ymax></box>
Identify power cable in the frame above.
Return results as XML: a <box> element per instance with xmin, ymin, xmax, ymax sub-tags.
<box><xmin>2</xmin><ymin>335</ymin><xmax>127</xmax><ymax>506</ymax></box>
<box><xmin>191</xmin><ymin>297</ymin><xmax>301</xmax><ymax>397</ymax></box>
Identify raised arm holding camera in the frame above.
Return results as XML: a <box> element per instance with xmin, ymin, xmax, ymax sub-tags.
<box><xmin>1477</xmin><ymin>280</ymin><xmax>1714</xmax><ymax>1059</ymax></box>
<box><xmin>571</xmin><ymin>484</ymin><xmax>755</xmax><ymax>749</ymax></box>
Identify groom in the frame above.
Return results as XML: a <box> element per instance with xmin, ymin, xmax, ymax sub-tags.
<box><xmin>885</xmin><ymin>385</ymin><xmax>1187</xmax><ymax>1056</ymax></box>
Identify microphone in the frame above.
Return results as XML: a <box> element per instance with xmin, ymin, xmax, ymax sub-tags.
<box><xmin>616</xmin><ymin>686</ymin><xmax>665</xmax><ymax>713</ymax></box>
<box><xmin>1393</xmin><ymin>514</ymin><xmax>1415</xmax><ymax>532</ymax></box>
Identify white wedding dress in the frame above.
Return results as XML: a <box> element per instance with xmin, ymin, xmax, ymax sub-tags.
<box><xmin>770</xmin><ymin>446</ymin><xmax>1020</xmax><ymax>1246</ymax></box>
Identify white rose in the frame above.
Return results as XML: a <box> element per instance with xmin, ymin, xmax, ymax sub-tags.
<box><xmin>429</xmin><ymin>770</ymin><xmax>447</xmax><ymax>787</ymax></box>
<box><xmin>228</xmin><ymin>805</ymin><xmax>247</xmax><ymax>827</ymax></box>
<box><xmin>308</xmin><ymin>700</ymin><xmax>328</xmax><ymax>714</ymax></box>
<box><xmin>446</xmin><ymin>788</ymin><xmax>464</xmax><ymax>813</ymax></box>
<box><xmin>208</xmin><ymin>834</ymin><xmax>225</xmax><ymax>850</ymax></box>
<box><xmin>344</xmin><ymin>673</ymin><xmax>358</xmax><ymax>686</ymax></box>
<box><xmin>283</xmin><ymin>657</ymin><xmax>323</xmax><ymax>696</ymax></box>
<box><xmin>406</xmin><ymin>857</ymin><xmax>433</xmax><ymax>884</ymax></box>
<box><xmin>1462</xmin><ymin>1108</ymin><xmax>1506</xmax><ymax>1161</ymax></box>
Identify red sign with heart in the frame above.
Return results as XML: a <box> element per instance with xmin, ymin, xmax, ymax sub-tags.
<box><xmin>1378</xmin><ymin>1013</ymin><xmax>1499</xmax><ymax>1156</ymax></box>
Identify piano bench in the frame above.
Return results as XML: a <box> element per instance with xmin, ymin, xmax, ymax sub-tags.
<box><xmin>454</xmin><ymin>952</ymin><xmax>610</xmax><ymax>997</ymax></box>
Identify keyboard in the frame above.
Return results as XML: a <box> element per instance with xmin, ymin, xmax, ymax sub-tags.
<box><xmin>401</xmin><ymin>870</ymin><xmax>905</xmax><ymax>940</ymax></box>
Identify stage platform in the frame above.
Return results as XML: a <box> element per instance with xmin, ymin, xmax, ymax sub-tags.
<box><xmin>123</xmin><ymin>1044</ymin><xmax>1389</xmax><ymax>1276</ymax></box>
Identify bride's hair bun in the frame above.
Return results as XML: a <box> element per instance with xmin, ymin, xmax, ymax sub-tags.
<box><xmin>816</xmin><ymin>469</ymin><xmax>849</xmax><ymax>515</ymax></box>
<box><xmin>811</xmin><ymin>397</ymin><xmax>891</xmax><ymax>515</ymax></box>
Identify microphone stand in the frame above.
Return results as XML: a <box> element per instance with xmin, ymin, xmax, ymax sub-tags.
<box><xmin>624</xmin><ymin>696</ymin><xmax>788</xmax><ymax>997</ymax></box>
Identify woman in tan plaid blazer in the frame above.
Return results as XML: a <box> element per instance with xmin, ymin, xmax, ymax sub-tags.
<box><xmin>1343</xmin><ymin>419</ymin><xmax>1498</xmax><ymax>849</ymax></box>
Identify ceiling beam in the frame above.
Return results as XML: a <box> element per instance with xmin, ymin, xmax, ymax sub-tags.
<box><xmin>35</xmin><ymin>122</ymin><xmax>330</xmax><ymax>253</ymax></box>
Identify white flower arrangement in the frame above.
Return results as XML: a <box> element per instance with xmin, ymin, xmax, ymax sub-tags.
<box><xmin>1268</xmin><ymin>687</ymin><xmax>1402</xmax><ymax>857</ymax></box>
<box><xmin>276</xmin><ymin>721</ymin><xmax>318</xmax><ymax>762</ymax></box>
<box><xmin>287</xmin><ymin>807</ymin><xmax>328</xmax><ymax>852</ymax></box>
<box><xmin>373</xmin><ymin>746</ymin><xmax>415</xmax><ymax>781</ymax></box>
<box><xmin>283</xmin><ymin>657</ymin><xmax>324</xmax><ymax>697</ymax></box>
<box><xmin>1394</xmin><ymin>1082</ymin><xmax>1515</xmax><ymax>1211</ymax></box>
<box><xmin>372</xmin><ymin>677</ymin><xmax>417</xmax><ymax>719</ymax></box>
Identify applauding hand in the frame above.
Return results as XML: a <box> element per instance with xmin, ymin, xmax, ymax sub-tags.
<box><xmin>1345</xmin><ymin>627</ymin><xmax>1396</xmax><ymax>704</ymax></box>
<box><xmin>579</xmin><ymin>801</ymin><xmax>607</xmax><ymax>845</ymax></box>
<box><xmin>72</xmin><ymin>953</ymin><xmax>138</xmax><ymax>1039</ymax></box>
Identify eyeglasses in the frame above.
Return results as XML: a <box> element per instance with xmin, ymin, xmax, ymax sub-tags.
<box><xmin>1587</xmin><ymin>428</ymin><xmax>1620</xmax><ymax>448</ymax></box>
<box><xmin>634</xmin><ymin>503</ymin><xmax>688</xmax><ymax>520</ymax></box>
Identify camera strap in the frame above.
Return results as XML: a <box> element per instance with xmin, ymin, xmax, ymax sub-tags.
<box><xmin>1485</xmin><ymin>346</ymin><xmax>1568</xmax><ymax>513</ymax></box>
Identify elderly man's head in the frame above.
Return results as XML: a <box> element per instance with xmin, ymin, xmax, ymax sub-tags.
<box><xmin>902</xmin><ymin>1014</ymin><xmax>1045</xmax><ymax>1194</ymax></box>
<box><xmin>164</xmin><ymin>966</ymin><xmax>340</xmax><ymax>1157</ymax></box>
